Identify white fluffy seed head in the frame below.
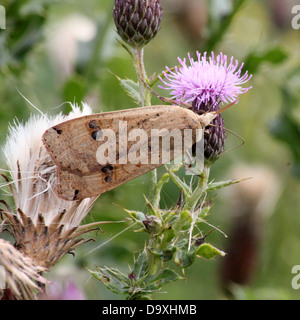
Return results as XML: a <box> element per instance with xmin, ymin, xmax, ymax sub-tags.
<box><xmin>2</xmin><ymin>102</ymin><xmax>97</xmax><ymax>229</ymax></box>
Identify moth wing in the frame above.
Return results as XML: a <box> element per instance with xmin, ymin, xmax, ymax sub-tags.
<box><xmin>42</xmin><ymin>105</ymin><xmax>202</xmax><ymax>200</ymax></box>
<box><xmin>57</xmin><ymin>163</ymin><xmax>160</xmax><ymax>201</ymax></box>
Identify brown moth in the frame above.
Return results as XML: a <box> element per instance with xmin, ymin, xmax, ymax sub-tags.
<box><xmin>42</xmin><ymin>105</ymin><xmax>216</xmax><ymax>201</ymax></box>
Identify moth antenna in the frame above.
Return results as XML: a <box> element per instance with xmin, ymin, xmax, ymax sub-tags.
<box><xmin>214</xmin><ymin>100</ymin><xmax>238</xmax><ymax>115</ymax></box>
<box><xmin>209</xmin><ymin>123</ymin><xmax>245</xmax><ymax>154</ymax></box>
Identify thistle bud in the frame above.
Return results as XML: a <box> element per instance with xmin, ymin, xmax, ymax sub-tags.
<box><xmin>113</xmin><ymin>0</ymin><xmax>163</xmax><ymax>48</ymax></box>
<box><xmin>193</xmin><ymin>99</ymin><xmax>226</xmax><ymax>163</ymax></box>
<box><xmin>142</xmin><ymin>215</ymin><xmax>162</xmax><ymax>233</ymax></box>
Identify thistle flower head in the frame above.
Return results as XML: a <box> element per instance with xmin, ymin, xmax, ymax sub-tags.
<box><xmin>159</xmin><ymin>51</ymin><xmax>252</xmax><ymax>108</ymax></box>
<box><xmin>113</xmin><ymin>0</ymin><xmax>163</xmax><ymax>48</ymax></box>
<box><xmin>0</xmin><ymin>103</ymin><xmax>99</xmax><ymax>269</ymax></box>
<box><xmin>159</xmin><ymin>52</ymin><xmax>252</xmax><ymax>162</ymax></box>
<box><xmin>0</xmin><ymin>239</ymin><xmax>48</xmax><ymax>300</ymax></box>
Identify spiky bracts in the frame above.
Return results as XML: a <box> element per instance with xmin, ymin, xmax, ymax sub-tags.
<box><xmin>113</xmin><ymin>0</ymin><xmax>163</xmax><ymax>48</ymax></box>
<box><xmin>0</xmin><ymin>203</ymin><xmax>98</xmax><ymax>269</ymax></box>
<box><xmin>0</xmin><ymin>238</ymin><xmax>48</xmax><ymax>300</ymax></box>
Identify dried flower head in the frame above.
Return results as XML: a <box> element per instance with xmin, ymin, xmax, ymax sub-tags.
<box><xmin>113</xmin><ymin>0</ymin><xmax>163</xmax><ymax>48</ymax></box>
<box><xmin>0</xmin><ymin>103</ymin><xmax>99</xmax><ymax>269</ymax></box>
<box><xmin>0</xmin><ymin>238</ymin><xmax>48</xmax><ymax>300</ymax></box>
<box><xmin>159</xmin><ymin>52</ymin><xmax>252</xmax><ymax>162</ymax></box>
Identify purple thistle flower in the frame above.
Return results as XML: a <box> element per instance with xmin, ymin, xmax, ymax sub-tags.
<box><xmin>159</xmin><ymin>51</ymin><xmax>252</xmax><ymax>108</ymax></box>
<box><xmin>159</xmin><ymin>52</ymin><xmax>252</xmax><ymax>163</ymax></box>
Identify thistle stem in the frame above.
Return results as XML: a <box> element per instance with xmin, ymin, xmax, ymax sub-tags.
<box><xmin>147</xmin><ymin>235</ymin><xmax>160</xmax><ymax>276</ymax></box>
<box><xmin>132</xmin><ymin>48</ymin><xmax>151</xmax><ymax>107</ymax></box>
<box><xmin>131</xmin><ymin>47</ymin><xmax>157</xmax><ymax>206</ymax></box>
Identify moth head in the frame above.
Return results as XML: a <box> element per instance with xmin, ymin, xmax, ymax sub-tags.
<box><xmin>198</xmin><ymin>112</ymin><xmax>217</xmax><ymax>128</ymax></box>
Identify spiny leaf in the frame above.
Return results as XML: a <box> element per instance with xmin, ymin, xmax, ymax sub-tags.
<box><xmin>133</xmin><ymin>248</ymin><xmax>148</xmax><ymax>280</ymax></box>
<box><xmin>174</xmin><ymin>248</ymin><xmax>195</xmax><ymax>268</ymax></box>
<box><xmin>206</xmin><ymin>177</ymin><xmax>251</xmax><ymax>192</ymax></box>
<box><xmin>118</xmin><ymin>77</ymin><xmax>141</xmax><ymax>105</ymax></box>
<box><xmin>88</xmin><ymin>266</ymin><xmax>129</xmax><ymax>294</ymax></box>
<box><xmin>149</xmin><ymin>247</ymin><xmax>177</xmax><ymax>262</ymax></box>
<box><xmin>196</xmin><ymin>243</ymin><xmax>226</xmax><ymax>259</ymax></box>
<box><xmin>164</xmin><ymin>165</ymin><xmax>191</xmax><ymax>197</ymax></box>
<box><xmin>143</xmin><ymin>268</ymin><xmax>183</xmax><ymax>290</ymax></box>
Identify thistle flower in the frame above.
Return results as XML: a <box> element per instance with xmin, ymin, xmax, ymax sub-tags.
<box><xmin>0</xmin><ymin>103</ymin><xmax>99</xmax><ymax>272</ymax></box>
<box><xmin>159</xmin><ymin>52</ymin><xmax>252</xmax><ymax>163</ymax></box>
<box><xmin>0</xmin><ymin>238</ymin><xmax>48</xmax><ymax>300</ymax></box>
<box><xmin>113</xmin><ymin>0</ymin><xmax>163</xmax><ymax>48</ymax></box>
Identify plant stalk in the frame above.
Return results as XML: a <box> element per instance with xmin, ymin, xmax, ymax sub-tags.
<box><xmin>131</xmin><ymin>47</ymin><xmax>157</xmax><ymax>206</ymax></box>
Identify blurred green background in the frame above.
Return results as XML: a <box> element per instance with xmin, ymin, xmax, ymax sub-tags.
<box><xmin>1</xmin><ymin>0</ymin><xmax>300</xmax><ymax>300</ymax></box>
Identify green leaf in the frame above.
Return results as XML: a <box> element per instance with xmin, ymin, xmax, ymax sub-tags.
<box><xmin>118</xmin><ymin>78</ymin><xmax>141</xmax><ymax>106</ymax></box>
<box><xmin>161</xmin><ymin>225</ymin><xmax>176</xmax><ymax>243</ymax></box>
<box><xmin>149</xmin><ymin>247</ymin><xmax>177</xmax><ymax>261</ymax></box>
<box><xmin>196</xmin><ymin>243</ymin><xmax>226</xmax><ymax>259</ymax></box>
<box><xmin>206</xmin><ymin>178</ymin><xmax>250</xmax><ymax>192</ymax></box>
<box><xmin>88</xmin><ymin>266</ymin><xmax>129</xmax><ymax>295</ymax></box>
<box><xmin>153</xmin><ymin>172</ymin><xmax>171</xmax><ymax>210</ymax></box>
<box><xmin>171</xmin><ymin>210</ymin><xmax>193</xmax><ymax>234</ymax></box>
<box><xmin>133</xmin><ymin>248</ymin><xmax>148</xmax><ymax>279</ymax></box>
<box><xmin>143</xmin><ymin>268</ymin><xmax>183</xmax><ymax>291</ymax></box>
<box><xmin>165</xmin><ymin>165</ymin><xmax>191</xmax><ymax>197</ymax></box>
<box><xmin>174</xmin><ymin>248</ymin><xmax>195</xmax><ymax>268</ymax></box>
<box><xmin>122</xmin><ymin>208</ymin><xmax>147</xmax><ymax>226</ymax></box>
<box><xmin>244</xmin><ymin>47</ymin><xmax>288</xmax><ymax>74</ymax></box>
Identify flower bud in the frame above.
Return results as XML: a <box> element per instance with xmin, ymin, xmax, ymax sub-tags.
<box><xmin>192</xmin><ymin>99</ymin><xmax>226</xmax><ymax>163</ymax></box>
<box><xmin>113</xmin><ymin>0</ymin><xmax>163</xmax><ymax>48</ymax></box>
<box><xmin>142</xmin><ymin>215</ymin><xmax>162</xmax><ymax>233</ymax></box>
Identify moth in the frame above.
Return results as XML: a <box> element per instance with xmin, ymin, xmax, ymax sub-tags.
<box><xmin>42</xmin><ymin>105</ymin><xmax>217</xmax><ymax>201</ymax></box>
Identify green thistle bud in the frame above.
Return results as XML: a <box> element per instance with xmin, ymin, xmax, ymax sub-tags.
<box><xmin>113</xmin><ymin>0</ymin><xmax>163</xmax><ymax>48</ymax></box>
<box><xmin>142</xmin><ymin>215</ymin><xmax>162</xmax><ymax>233</ymax></box>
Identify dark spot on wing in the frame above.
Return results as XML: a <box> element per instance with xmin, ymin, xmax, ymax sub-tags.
<box><xmin>104</xmin><ymin>176</ymin><xmax>112</xmax><ymax>183</ymax></box>
<box><xmin>73</xmin><ymin>189</ymin><xmax>79</xmax><ymax>200</ymax></box>
<box><xmin>101</xmin><ymin>164</ymin><xmax>114</xmax><ymax>173</ymax></box>
<box><xmin>53</xmin><ymin>127</ymin><xmax>62</xmax><ymax>135</ymax></box>
<box><xmin>89</xmin><ymin>120</ymin><xmax>98</xmax><ymax>129</ymax></box>
<box><xmin>91</xmin><ymin>130</ymin><xmax>103</xmax><ymax>140</ymax></box>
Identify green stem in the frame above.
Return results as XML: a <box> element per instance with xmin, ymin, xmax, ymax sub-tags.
<box><xmin>132</xmin><ymin>48</ymin><xmax>151</xmax><ymax>107</ymax></box>
<box><xmin>131</xmin><ymin>47</ymin><xmax>157</xmax><ymax>206</ymax></box>
<box><xmin>147</xmin><ymin>235</ymin><xmax>161</xmax><ymax>276</ymax></box>
<box><xmin>184</xmin><ymin>165</ymin><xmax>211</xmax><ymax>212</ymax></box>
